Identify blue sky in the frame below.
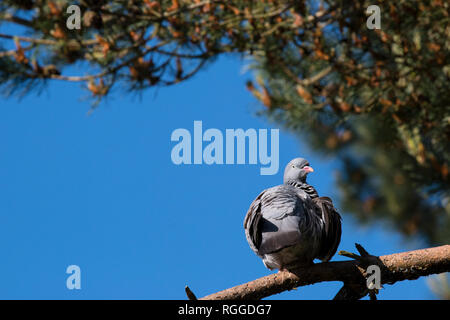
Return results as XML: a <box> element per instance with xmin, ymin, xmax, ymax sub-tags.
<box><xmin>0</xmin><ymin>54</ymin><xmax>435</xmax><ymax>299</ymax></box>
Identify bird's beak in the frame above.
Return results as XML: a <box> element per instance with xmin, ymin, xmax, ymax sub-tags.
<box><xmin>303</xmin><ymin>166</ymin><xmax>314</xmax><ymax>173</ymax></box>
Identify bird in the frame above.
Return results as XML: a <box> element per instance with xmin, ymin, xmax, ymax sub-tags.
<box><xmin>243</xmin><ymin>157</ymin><xmax>342</xmax><ymax>271</ymax></box>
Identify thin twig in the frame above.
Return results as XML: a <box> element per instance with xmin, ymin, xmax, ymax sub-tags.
<box><xmin>185</xmin><ymin>286</ymin><xmax>198</xmax><ymax>300</ymax></box>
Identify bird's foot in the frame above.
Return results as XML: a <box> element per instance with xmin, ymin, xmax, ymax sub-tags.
<box><xmin>336</xmin><ymin>243</ymin><xmax>382</xmax><ymax>300</ymax></box>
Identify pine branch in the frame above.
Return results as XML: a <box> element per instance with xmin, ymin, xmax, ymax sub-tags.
<box><xmin>199</xmin><ymin>245</ymin><xmax>450</xmax><ymax>300</ymax></box>
<box><xmin>0</xmin><ymin>13</ymin><xmax>33</xmax><ymax>27</ymax></box>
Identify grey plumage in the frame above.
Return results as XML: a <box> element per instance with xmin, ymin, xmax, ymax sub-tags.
<box><xmin>244</xmin><ymin>158</ymin><xmax>342</xmax><ymax>270</ymax></box>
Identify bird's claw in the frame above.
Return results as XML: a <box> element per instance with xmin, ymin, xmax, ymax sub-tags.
<box><xmin>338</xmin><ymin>243</ymin><xmax>382</xmax><ymax>300</ymax></box>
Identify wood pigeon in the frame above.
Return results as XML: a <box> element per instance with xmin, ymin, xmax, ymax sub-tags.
<box><xmin>244</xmin><ymin>157</ymin><xmax>342</xmax><ymax>270</ymax></box>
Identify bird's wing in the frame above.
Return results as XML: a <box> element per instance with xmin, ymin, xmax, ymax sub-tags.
<box><xmin>313</xmin><ymin>196</ymin><xmax>342</xmax><ymax>262</ymax></box>
<box><xmin>243</xmin><ymin>191</ymin><xmax>264</xmax><ymax>254</ymax></box>
<box><xmin>244</xmin><ymin>185</ymin><xmax>309</xmax><ymax>256</ymax></box>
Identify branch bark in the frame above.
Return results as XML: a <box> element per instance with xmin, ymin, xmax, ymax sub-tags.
<box><xmin>200</xmin><ymin>245</ymin><xmax>450</xmax><ymax>300</ymax></box>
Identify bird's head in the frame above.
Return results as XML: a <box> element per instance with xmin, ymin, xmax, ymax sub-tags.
<box><xmin>283</xmin><ymin>157</ymin><xmax>314</xmax><ymax>184</ymax></box>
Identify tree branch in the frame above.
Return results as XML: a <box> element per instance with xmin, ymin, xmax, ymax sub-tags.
<box><xmin>200</xmin><ymin>245</ymin><xmax>450</xmax><ymax>300</ymax></box>
<box><xmin>0</xmin><ymin>13</ymin><xmax>33</xmax><ymax>27</ymax></box>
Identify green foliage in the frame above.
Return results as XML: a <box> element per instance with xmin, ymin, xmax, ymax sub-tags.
<box><xmin>247</xmin><ymin>0</ymin><xmax>450</xmax><ymax>244</ymax></box>
<box><xmin>0</xmin><ymin>0</ymin><xmax>449</xmax><ymax>244</ymax></box>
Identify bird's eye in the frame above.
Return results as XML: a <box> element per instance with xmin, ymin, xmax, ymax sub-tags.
<box><xmin>292</xmin><ymin>165</ymin><xmax>295</xmax><ymax>168</ymax></box>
